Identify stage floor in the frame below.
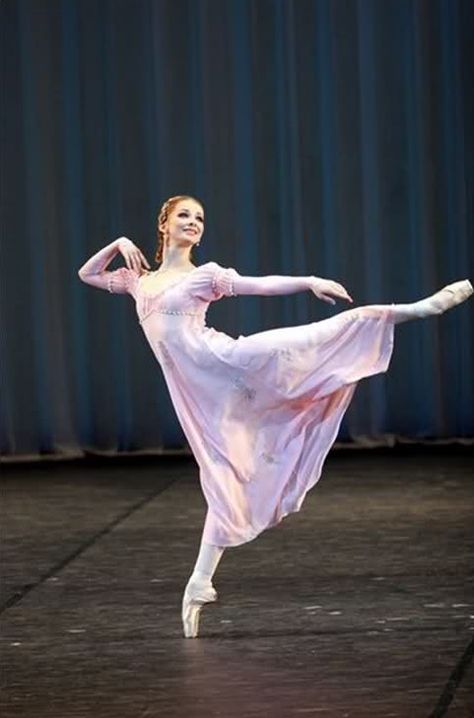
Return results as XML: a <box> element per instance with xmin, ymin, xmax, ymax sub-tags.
<box><xmin>1</xmin><ymin>448</ymin><xmax>473</xmax><ymax>717</ymax></box>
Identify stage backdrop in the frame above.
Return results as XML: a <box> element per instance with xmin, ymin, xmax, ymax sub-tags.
<box><xmin>1</xmin><ymin>0</ymin><xmax>473</xmax><ymax>459</ymax></box>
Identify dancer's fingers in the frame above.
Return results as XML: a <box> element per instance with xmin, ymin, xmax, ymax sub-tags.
<box><xmin>122</xmin><ymin>248</ymin><xmax>135</xmax><ymax>271</ymax></box>
<box><xmin>133</xmin><ymin>251</ymin><xmax>142</xmax><ymax>273</ymax></box>
<box><xmin>140</xmin><ymin>251</ymin><xmax>151</xmax><ymax>269</ymax></box>
<box><xmin>333</xmin><ymin>283</ymin><xmax>353</xmax><ymax>302</ymax></box>
<box><xmin>320</xmin><ymin>293</ymin><xmax>336</xmax><ymax>305</ymax></box>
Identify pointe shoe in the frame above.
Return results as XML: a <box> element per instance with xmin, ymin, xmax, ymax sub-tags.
<box><xmin>431</xmin><ymin>280</ymin><xmax>473</xmax><ymax>314</ymax></box>
<box><xmin>181</xmin><ymin>579</ymin><xmax>218</xmax><ymax>639</ymax></box>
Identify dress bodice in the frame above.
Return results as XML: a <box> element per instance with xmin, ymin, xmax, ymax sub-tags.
<box><xmin>106</xmin><ymin>261</ymin><xmax>239</xmax><ymax>326</ymax></box>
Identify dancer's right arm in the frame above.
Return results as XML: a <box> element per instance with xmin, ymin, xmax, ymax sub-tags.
<box><xmin>77</xmin><ymin>237</ymin><xmax>150</xmax><ymax>291</ymax></box>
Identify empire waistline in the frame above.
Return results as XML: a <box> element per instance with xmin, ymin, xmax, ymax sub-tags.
<box><xmin>139</xmin><ymin>307</ymin><xmax>207</xmax><ymax>325</ymax></box>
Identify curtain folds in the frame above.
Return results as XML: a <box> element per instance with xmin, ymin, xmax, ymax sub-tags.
<box><xmin>1</xmin><ymin>0</ymin><xmax>473</xmax><ymax>459</ymax></box>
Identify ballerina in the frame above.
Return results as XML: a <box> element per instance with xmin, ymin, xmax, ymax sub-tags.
<box><xmin>78</xmin><ymin>194</ymin><xmax>473</xmax><ymax>638</ymax></box>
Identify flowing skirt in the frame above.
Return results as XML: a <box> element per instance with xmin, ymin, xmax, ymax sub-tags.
<box><xmin>158</xmin><ymin>305</ymin><xmax>395</xmax><ymax>547</ymax></box>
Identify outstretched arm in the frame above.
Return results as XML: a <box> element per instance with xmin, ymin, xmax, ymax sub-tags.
<box><xmin>78</xmin><ymin>237</ymin><xmax>150</xmax><ymax>291</ymax></box>
<box><xmin>232</xmin><ymin>272</ymin><xmax>353</xmax><ymax>305</ymax></box>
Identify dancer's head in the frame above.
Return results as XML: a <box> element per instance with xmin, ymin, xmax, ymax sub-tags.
<box><xmin>155</xmin><ymin>195</ymin><xmax>204</xmax><ymax>264</ymax></box>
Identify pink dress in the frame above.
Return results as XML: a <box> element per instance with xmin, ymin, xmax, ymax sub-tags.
<box><xmin>107</xmin><ymin>261</ymin><xmax>394</xmax><ymax>547</ymax></box>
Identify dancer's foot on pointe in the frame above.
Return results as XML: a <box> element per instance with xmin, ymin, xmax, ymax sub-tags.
<box><xmin>391</xmin><ymin>280</ymin><xmax>473</xmax><ymax>323</ymax></box>
<box><xmin>421</xmin><ymin>280</ymin><xmax>473</xmax><ymax>316</ymax></box>
<box><xmin>181</xmin><ymin>577</ymin><xmax>218</xmax><ymax>639</ymax></box>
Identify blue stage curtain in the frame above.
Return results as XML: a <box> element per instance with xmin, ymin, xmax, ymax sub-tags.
<box><xmin>1</xmin><ymin>0</ymin><xmax>473</xmax><ymax>458</ymax></box>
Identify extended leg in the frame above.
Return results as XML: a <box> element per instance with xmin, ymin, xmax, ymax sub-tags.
<box><xmin>386</xmin><ymin>279</ymin><xmax>473</xmax><ymax>324</ymax></box>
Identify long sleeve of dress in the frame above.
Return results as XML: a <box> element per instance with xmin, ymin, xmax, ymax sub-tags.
<box><xmin>193</xmin><ymin>262</ymin><xmax>312</xmax><ymax>302</ymax></box>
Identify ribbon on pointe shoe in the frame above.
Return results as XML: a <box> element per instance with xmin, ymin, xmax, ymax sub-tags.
<box><xmin>184</xmin><ymin>578</ymin><xmax>218</xmax><ymax>603</ymax></box>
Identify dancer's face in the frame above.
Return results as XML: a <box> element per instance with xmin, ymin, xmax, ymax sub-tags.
<box><xmin>165</xmin><ymin>199</ymin><xmax>204</xmax><ymax>249</ymax></box>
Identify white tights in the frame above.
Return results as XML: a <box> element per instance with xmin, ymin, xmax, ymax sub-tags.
<box><xmin>188</xmin><ymin>537</ymin><xmax>225</xmax><ymax>587</ymax></box>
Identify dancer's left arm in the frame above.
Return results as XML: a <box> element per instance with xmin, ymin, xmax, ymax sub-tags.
<box><xmin>205</xmin><ymin>263</ymin><xmax>353</xmax><ymax>305</ymax></box>
<box><xmin>234</xmin><ymin>273</ymin><xmax>353</xmax><ymax>304</ymax></box>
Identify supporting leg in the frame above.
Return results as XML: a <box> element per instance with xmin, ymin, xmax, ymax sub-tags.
<box><xmin>182</xmin><ymin>534</ymin><xmax>225</xmax><ymax>639</ymax></box>
<box><xmin>189</xmin><ymin>538</ymin><xmax>225</xmax><ymax>586</ymax></box>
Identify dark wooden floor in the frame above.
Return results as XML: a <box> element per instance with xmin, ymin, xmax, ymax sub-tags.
<box><xmin>1</xmin><ymin>448</ymin><xmax>473</xmax><ymax>717</ymax></box>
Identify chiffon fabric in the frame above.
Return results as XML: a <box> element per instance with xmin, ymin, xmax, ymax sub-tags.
<box><xmin>108</xmin><ymin>261</ymin><xmax>395</xmax><ymax>546</ymax></box>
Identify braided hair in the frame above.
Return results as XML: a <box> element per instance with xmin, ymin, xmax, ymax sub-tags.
<box><xmin>154</xmin><ymin>195</ymin><xmax>203</xmax><ymax>265</ymax></box>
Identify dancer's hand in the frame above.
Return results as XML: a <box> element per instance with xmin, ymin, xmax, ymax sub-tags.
<box><xmin>308</xmin><ymin>276</ymin><xmax>353</xmax><ymax>305</ymax></box>
<box><xmin>117</xmin><ymin>237</ymin><xmax>151</xmax><ymax>274</ymax></box>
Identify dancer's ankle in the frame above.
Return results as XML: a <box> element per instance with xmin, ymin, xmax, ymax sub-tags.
<box><xmin>189</xmin><ymin>570</ymin><xmax>212</xmax><ymax>585</ymax></box>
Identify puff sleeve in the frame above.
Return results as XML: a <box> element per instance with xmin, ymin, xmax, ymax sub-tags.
<box><xmin>106</xmin><ymin>267</ymin><xmax>140</xmax><ymax>298</ymax></box>
<box><xmin>192</xmin><ymin>262</ymin><xmax>240</xmax><ymax>302</ymax></box>
<box><xmin>191</xmin><ymin>261</ymin><xmax>313</xmax><ymax>300</ymax></box>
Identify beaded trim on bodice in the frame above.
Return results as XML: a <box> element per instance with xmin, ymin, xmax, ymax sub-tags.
<box><xmin>139</xmin><ymin>307</ymin><xmax>205</xmax><ymax>325</ymax></box>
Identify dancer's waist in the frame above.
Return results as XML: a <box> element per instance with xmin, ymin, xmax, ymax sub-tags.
<box><xmin>139</xmin><ymin>308</ymin><xmax>206</xmax><ymax>326</ymax></box>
